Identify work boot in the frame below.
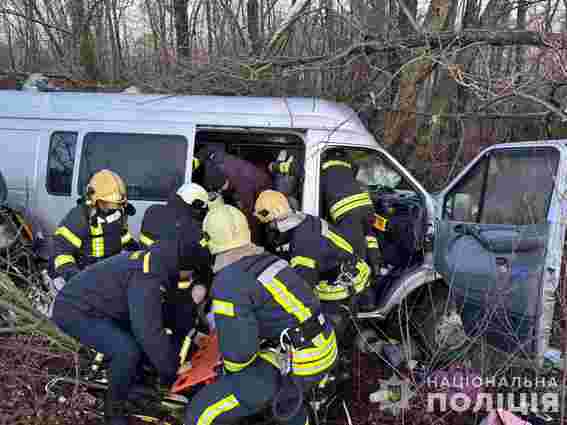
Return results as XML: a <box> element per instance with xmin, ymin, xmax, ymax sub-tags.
<box><xmin>104</xmin><ymin>393</ymin><xmax>129</xmax><ymax>425</ymax></box>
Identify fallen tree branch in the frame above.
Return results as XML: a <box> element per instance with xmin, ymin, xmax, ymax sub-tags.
<box><xmin>513</xmin><ymin>89</ymin><xmax>567</xmax><ymax>121</ymax></box>
<box><xmin>262</xmin><ymin>30</ymin><xmax>549</xmax><ymax>68</ymax></box>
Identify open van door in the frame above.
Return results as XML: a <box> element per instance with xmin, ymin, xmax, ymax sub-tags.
<box><xmin>434</xmin><ymin>143</ymin><xmax>567</xmax><ymax>362</ymax></box>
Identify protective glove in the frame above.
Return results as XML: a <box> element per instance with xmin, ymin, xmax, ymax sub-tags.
<box><xmin>269</xmin><ymin>150</ymin><xmax>296</xmax><ymax>176</ymax></box>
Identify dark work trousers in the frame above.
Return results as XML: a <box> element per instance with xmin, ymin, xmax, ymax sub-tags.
<box><xmin>52</xmin><ymin>300</ymin><xmax>142</xmax><ymax>402</ymax></box>
<box><xmin>185</xmin><ymin>358</ymin><xmax>310</xmax><ymax>425</ymax></box>
<box><xmin>334</xmin><ymin>207</ymin><xmax>380</xmax><ymax>309</ymax></box>
<box><xmin>334</xmin><ymin>206</ymin><xmax>380</xmax><ymax>270</ymax></box>
<box><xmin>162</xmin><ymin>288</ymin><xmax>197</xmax><ymax>358</ymax></box>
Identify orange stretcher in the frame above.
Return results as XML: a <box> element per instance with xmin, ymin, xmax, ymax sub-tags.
<box><xmin>170</xmin><ymin>332</ymin><xmax>222</xmax><ymax>394</ymax></box>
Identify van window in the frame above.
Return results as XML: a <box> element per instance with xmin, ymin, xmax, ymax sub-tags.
<box><xmin>46</xmin><ymin>131</ymin><xmax>78</xmax><ymax>196</ymax></box>
<box><xmin>319</xmin><ymin>147</ymin><xmax>419</xmax><ymax>220</ymax></box>
<box><xmin>444</xmin><ymin>147</ymin><xmax>559</xmax><ymax>225</ymax></box>
<box><xmin>78</xmin><ymin>132</ymin><xmax>188</xmax><ymax>201</ymax></box>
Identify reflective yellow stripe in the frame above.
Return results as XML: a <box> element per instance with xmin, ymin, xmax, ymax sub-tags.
<box><xmin>54</xmin><ymin>226</ymin><xmax>82</xmax><ymax>249</ymax></box>
<box><xmin>262</xmin><ymin>277</ymin><xmax>312</xmax><ymax>323</ymax></box>
<box><xmin>325</xmin><ymin>230</ymin><xmax>353</xmax><ymax>254</ymax></box>
<box><xmin>315</xmin><ymin>260</ymin><xmax>370</xmax><ymax>301</ymax></box>
<box><xmin>322</xmin><ymin>160</ymin><xmax>351</xmax><ymax>170</ymax></box>
<box><xmin>366</xmin><ymin>235</ymin><xmax>379</xmax><ymax>248</ymax></box>
<box><xmin>129</xmin><ymin>250</ymin><xmax>143</xmax><ymax>260</ymax></box>
<box><xmin>143</xmin><ymin>252</ymin><xmax>151</xmax><ymax>273</ymax></box>
<box><xmin>54</xmin><ymin>254</ymin><xmax>75</xmax><ymax>269</ymax></box>
<box><xmin>193</xmin><ymin>158</ymin><xmax>201</xmax><ymax>170</ymax></box>
<box><xmin>292</xmin><ymin>331</ymin><xmax>336</xmax><ymax>363</ymax></box>
<box><xmin>179</xmin><ymin>335</ymin><xmax>192</xmax><ymax>364</ymax></box>
<box><xmin>330</xmin><ymin>193</ymin><xmax>372</xmax><ymax>222</ymax></box>
<box><xmin>257</xmin><ymin>333</ymin><xmax>338</xmax><ymax>377</ymax></box>
<box><xmin>178</xmin><ymin>280</ymin><xmax>191</xmax><ymax>289</ymax></box>
<box><xmin>197</xmin><ymin>394</ymin><xmax>240</xmax><ymax>425</ymax></box>
<box><xmin>90</xmin><ymin>224</ymin><xmax>104</xmax><ymax>258</ymax></box>
<box><xmin>139</xmin><ymin>233</ymin><xmax>155</xmax><ymax>246</ymax></box>
<box><xmin>292</xmin><ymin>331</ymin><xmax>338</xmax><ymax>376</ymax></box>
<box><xmin>330</xmin><ymin>193</ymin><xmax>370</xmax><ymax>215</ymax></box>
<box><xmin>121</xmin><ymin>232</ymin><xmax>133</xmax><ymax>245</ymax></box>
<box><xmin>224</xmin><ymin>354</ymin><xmax>257</xmax><ymax>372</ymax></box>
<box><xmin>332</xmin><ymin>199</ymin><xmax>373</xmax><ymax>222</ymax></box>
<box><xmin>290</xmin><ymin>256</ymin><xmax>317</xmax><ymax>269</ymax></box>
<box><xmin>212</xmin><ymin>299</ymin><xmax>235</xmax><ymax>317</ymax></box>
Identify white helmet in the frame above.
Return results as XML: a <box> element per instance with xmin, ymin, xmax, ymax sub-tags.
<box><xmin>177</xmin><ymin>183</ymin><xmax>209</xmax><ymax>207</ymax></box>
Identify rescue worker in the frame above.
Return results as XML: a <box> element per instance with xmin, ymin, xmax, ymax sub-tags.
<box><xmin>254</xmin><ymin>190</ymin><xmax>373</xmax><ymax>326</ymax></box>
<box><xmin>51</xmin><ymin>169</ymin><xmax>138</xmax><ymax>283</ymax></box>
<box><xmin>270</xmin><ymin>148</ymin><xmax>381</xmax><ymax>274</ymax></box>
<box><xmin>185</xmin><ymin>204</ymin><xmax>338</xmax><ymax>425</ymax></box>
<box><xmin>139</xmin><ymin>182</ymin><xmax>212</xmax><ymax>350</ymax></box>
<box><xmin>319</xmin><ymin>148</ymin><xmax>382</xmax><ymax>282</ymax></box>
<box><xmin>193</xmin><ymin>146</ymin><xmax>272</xmax><ymax>243</ymax></box>
<box><xmin>139</xmin><ymin>182</ymin><xmax>210</xmax><ymax>251</ymax></box>
<box><xmin>52</xmin><ymin>228</ymin><xmax>197</xmax><ymax>425</ymax></box>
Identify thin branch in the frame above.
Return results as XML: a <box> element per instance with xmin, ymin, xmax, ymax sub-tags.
<box><xmin>513</xmin><ymin>89</ymin><xmax>567</xmax><ymax>121</ymax></box>
<box><xmin>396</xmin><ymin>0</ymin><xmax>422</xmax><ymax>34</ymax></box>
<box><xmin>0</xmin><ymin>8</ymin><xmax>72</xmax><ymax>34</ymax></box>
<box><xmin>258</xmin><ymin>30</ymin><xmax>549</xmax><ymax>68</ymax></box>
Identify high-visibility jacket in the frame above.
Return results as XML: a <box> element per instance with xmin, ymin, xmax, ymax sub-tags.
<box><xmin>52</xmin><ymin>204</ymin><xmax>138</xmax><ymax>281</ymax></box>
<box><xmin>320</xmin><ymin>159</ymin><xmax>373</xmax><ymax>223</ymax></box>
<box><xmin>211</xmin><ymin>252</ymin><xmax>338</xmax><ymax>378</ymax></box>
<box><xmin>320</xmin><ymin>159</ymin><xmax>382</xmax><ymax>272</ymax></box>
<box><xmin>286</xmin><ymin>213</ymin><xmax>371</xmax><ymax>301</ymax></box>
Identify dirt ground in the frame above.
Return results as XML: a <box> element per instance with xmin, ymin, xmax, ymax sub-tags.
<box><xmin>0</xmin><ymin>334</ymin><xmax>498</xmax><ymax>425</ymax></box>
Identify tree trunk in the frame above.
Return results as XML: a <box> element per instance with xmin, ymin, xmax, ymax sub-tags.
<box><xmin>174</xmin><ymin>0</ymin><xmax>189</xmax><ymax>57</ymax></box>
<box><xmin>69</xmin><ymin>0</ymin><xmax>85</xmax><ymax>71</ymax></box>
<box><xmin>383</xmin><ymin>0</ymin><xmax>417</xmax><ymax>148</ymax></box>
<box><xmin>247</xmin><ymin>0</ymin><xmax>261</xmax><ymax>55</ymax></box>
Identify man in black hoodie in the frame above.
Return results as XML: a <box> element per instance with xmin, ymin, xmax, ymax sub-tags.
<box><xmin>139</xmin><ymin>183</ymin><xmax>213</xmax><ymax>349</ymax></box>
<box><xmin>51</xmin><ymin>226</ymin><xmax>199</xmax><ymax>425</ymax></box>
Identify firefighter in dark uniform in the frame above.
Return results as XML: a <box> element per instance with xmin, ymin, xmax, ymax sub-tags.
<box><xmin>52</xmin><ymin>229</ymin><xmax>198</xmax><ymax>425</ymax></box>
<box><xmin>254</xmin><ymin>190</ymin><xmax>371</xmax><ymax>301</ymax></box>
<box><xmin>51</xmin><ymin>169</ymin><xmax>138</xmax><ymax>283</ymax></box>
<box><xmin>254</xmin><ymin>190</ymin><xmax>373</xmax><ymax>330</ymax></box>
<box><xmin>185</xmin><ymin>204</ymin><xmax>338</xmax><ymax>425</ymax></box>
<box><xmin>139</xmin><ymin>182</ymin><xmax>212</xmax><ymax>350</ymax></box>
<box><xmin>319</xmin><ymin>148</ymin><xmax>382</xmax><ymax>287</ymax></box>
<box><xmin>268</xmin><ymin>148</ymin><xmax>382</xmax><ymax>280</ymax></box>
<box><xmin>193</xmin><ymin>146</ymin><xmax>272</xmax><ymax>244</ymax></box>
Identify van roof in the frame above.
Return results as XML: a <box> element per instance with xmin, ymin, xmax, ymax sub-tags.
<box><xmin>0</xmin><ymin>90</ymin><xmax>369</xmax><ymax>133</ymax></box>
